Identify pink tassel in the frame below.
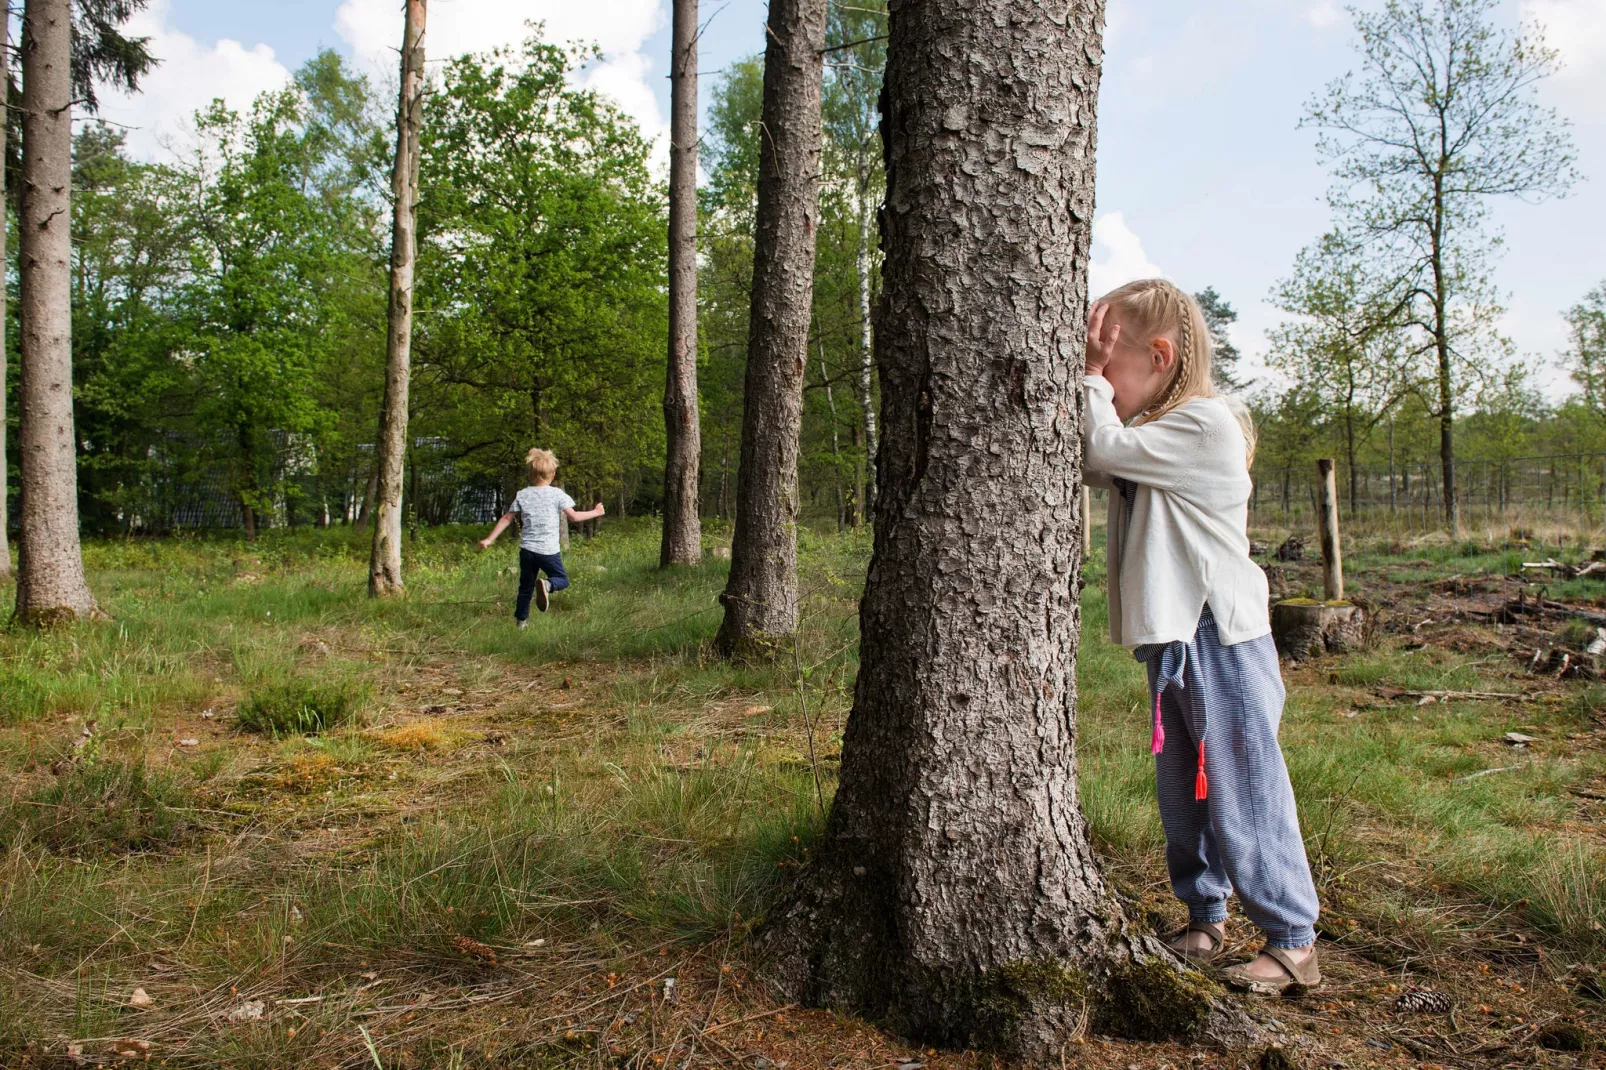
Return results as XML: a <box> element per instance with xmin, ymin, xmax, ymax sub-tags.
<box><xmin>1151</xmin><ymin>691</ymin><xmax>1165</xmax><ymax>755</ymax></box>
<box><xmin>1195</xmin><ymin>742</ymin><xmax>1209</xmax><ymax>801</ymax></box>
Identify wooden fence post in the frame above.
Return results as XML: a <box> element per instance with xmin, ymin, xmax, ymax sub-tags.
<box><xmin>1318</xmin><ymin>457</ymin><xmax>1343</xmax><ymax>601</ymax></box>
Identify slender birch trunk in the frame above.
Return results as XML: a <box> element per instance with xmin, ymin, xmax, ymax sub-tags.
<box><xmin>660</xmin><ymin>0</ymin><xmax>703</xmax><ymax>567</ymax></box>
<box><xmin>855</xmin><ymin>183</ymin><xmax>876</xmax><ymax>522</ymax></box>
<box><xmin>369</xmin><ymin>0</ymin><xmax>427</xmax><ymax>597</ymax></box>
<box><xmin>15</xmin><ymin>0</ymin><xmax>97</xmax><ymax>624</ymax></box>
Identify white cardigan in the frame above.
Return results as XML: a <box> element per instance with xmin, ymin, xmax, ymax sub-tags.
<box><xmin>1084</xmin><ymin>376</ymin><xmax>1269</xmax><ymax>649</ymax></box>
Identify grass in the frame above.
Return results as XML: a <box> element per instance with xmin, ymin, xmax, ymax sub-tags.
<box><xmin>0</xmin><ymin>518</ymin><xmax>1601</xmax><ymax>1066</ymax></box>
<box><xmin>2</xmin><ymin>753</ymin><xmax>193</xmax><ymax>854</ymax></box>
<box><xmin>235</xmin><ymin>679</ymin><xmax>367</xmax><ymax>736</ymax></box>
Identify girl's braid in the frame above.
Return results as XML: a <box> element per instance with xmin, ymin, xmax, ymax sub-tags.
<box><xmin>1144</xmin><ymin>281</ymin><xmax>1193</xmax><ymax>419</ymax></box>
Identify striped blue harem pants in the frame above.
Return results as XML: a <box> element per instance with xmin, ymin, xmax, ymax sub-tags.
<box><xmin>1135</xmin><ymin>609</ymin><xmax>1321</xmax><ymax>949</ymax></box>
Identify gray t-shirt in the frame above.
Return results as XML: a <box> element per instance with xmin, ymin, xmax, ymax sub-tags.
<box><xmin>511</xmin><ymin>485</ymin><xmax>575</xmax><ymax>554</ymax></box>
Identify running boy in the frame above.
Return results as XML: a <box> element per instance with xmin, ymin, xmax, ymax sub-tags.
<box><xmin>477</xmin><ymin>449</ymin><xmax>604</xmax><ymax>625</ymax></box>
<box><xmin>1083</xmin><ymin>278</ymin><xmax>1322</xmax><ymax>994</ymax></box>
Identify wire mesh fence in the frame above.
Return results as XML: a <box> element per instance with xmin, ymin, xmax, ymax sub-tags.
<box><xmin>1249</xmin><ymin>453</ymin><xmax>1606</xmax><ymax>539</ymax></box>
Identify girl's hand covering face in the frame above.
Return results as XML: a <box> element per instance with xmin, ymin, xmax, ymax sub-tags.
<box><xmin>1086</xmin><ymin>301</ymin><xmax>1122</xmax><ymax>377</ymax></box>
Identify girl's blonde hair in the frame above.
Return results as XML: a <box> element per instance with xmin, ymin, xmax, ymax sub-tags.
<box><xmin>1099</xmin><ymin>278</ymin><xmax>1257</xmax><ymax>467</ymax></box>
<box><xmin>526</xmin><ymin>448</ymin><xmax>558</xmax><ymax>481</ymax></box>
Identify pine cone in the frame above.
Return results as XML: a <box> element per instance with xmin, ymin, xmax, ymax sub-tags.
<box><xmin>1392</xmin><ymin>987</ymin><xmax>1453</xmax><ymax>1014</ymax></box>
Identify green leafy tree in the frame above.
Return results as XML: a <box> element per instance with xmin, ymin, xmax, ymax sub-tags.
<box><xmin>414</xmin><ymin>34</ymin><xmax>666</xmax><ymax>508</ymax></box>
<box><xmin>174</xmin><ymin>54</ymin><xmax>384</xmax><ymax>538</ymax></box>
<box><xmin>1269</xmin><ymin>235</ymin><xmax>1411</xmax><ymax>513</ymax></box>
<box><xmin>821</xmin><ymin>0</ymin><xmax>886</xmax><ymax>518</ymax></box>
<box><xmin>1304</xmin><ymin>0</ymin><xmax>1578</xmax><ymax>533</ymax></box>
<box><xmin>70</xmin><ymin>125</ymin><xmax>193</xmax><ymax>532</ymax></box>
<box><xmin>697</xmin><ymin>57</ymin><xmax>765</xmax><ymax>519</ymax></box>
<box><xmin>1566</xmin><ymin>282</ymin><xmax>1606</xmax><ymax>421</ymax></box>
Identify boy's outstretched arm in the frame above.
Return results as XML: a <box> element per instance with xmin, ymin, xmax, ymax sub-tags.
<box><xmin>478</xmin><ymin>512</ymin><xmax>515</xmax><ymax>549</ymax></box>
<box><xmin>564</xmin><ymin>503</ymin><xmax>607</xmax><ymax>523</ymax></box>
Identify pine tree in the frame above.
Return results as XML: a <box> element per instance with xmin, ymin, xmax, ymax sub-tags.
<box><xmin>760</xmin><ymin>0</ymin><xmax>1248</xmax><ymax>1054</ymax></box>
<box><xmin>715</xmin><ymin>0</ymin><xmax>829</xmax><ymax>656</ymax></box>
<box><xmin>13</xmin><ymin>0</ymin><xmax>153</xmax><ymax>623</ymax></box>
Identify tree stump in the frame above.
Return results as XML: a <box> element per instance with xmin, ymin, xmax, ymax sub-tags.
<box><xmin>1271</xmin><ymin>599</ymin><xmax>1367</xmax><ymax>661</ymax></box>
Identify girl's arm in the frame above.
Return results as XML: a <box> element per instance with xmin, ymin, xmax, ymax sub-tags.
<box><xmin>1083</xmin><ymin>376</ymin><xmax>1214</xmax><ymax>491</ymax></box>
<box><xmin>477</xmin><ymin>512</ymin><xmax>515</xmax><ymax>549</ymax></box>
<box><xmin>564</xmin><ymin>503</ymin><xmax>606</xmax><ymax>523</ymax></box>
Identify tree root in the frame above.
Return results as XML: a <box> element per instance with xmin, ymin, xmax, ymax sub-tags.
<box><xmin>759</xmin><ymin>888</ymin><xmax>1266</xmax><ymax>1063</ymax></box>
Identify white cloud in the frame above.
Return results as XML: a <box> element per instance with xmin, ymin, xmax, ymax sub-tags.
<box><xmin>91</xmin><ymin>0</ymin><xmax>292</xmax><ymax>162</ymax></box>
<box><xmin>1089</xmin><ymin>211</ymin><xmax>1165</xmax><ymax>299</ymax></box>
<box><xmin>1306</xmin><ymin>3</ymin><xmax>1341</xmax><ymax>31</ymax></box>
<box><xmin>334</xmin><ymin>0</ymin><xmax>670</xmax><ymax>163</ymax></box>
<box><xmin>1522</xmin><ymin>0</ymin><xmax>1606</xmax><ymax>110</ymax></box>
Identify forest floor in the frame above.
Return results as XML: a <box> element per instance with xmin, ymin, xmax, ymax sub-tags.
<box><xmin>1</xmin><ymin>520</ymin><xmax>1603</xmax><ymax>1069</ymax></box>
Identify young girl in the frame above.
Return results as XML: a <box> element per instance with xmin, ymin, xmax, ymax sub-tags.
<box><xmin>478</xmin><ymin>449</ymin><xmax>604</xmax><ymax>626</ymax></box>
<box><xmin>1083</xmin><ymin>278</ymin><xmax>1321</xmax><ymax>994</ymax></box>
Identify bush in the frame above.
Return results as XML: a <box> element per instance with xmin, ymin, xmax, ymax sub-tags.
<box><xmin>236</xmin><ymin>679</ymin><xmax>365</xmax><ymax>736</ymax></box>
<box><xmin>4</xmin><ymin>758</ymin><xmax>191</xmax><ymax>853</ymax></box>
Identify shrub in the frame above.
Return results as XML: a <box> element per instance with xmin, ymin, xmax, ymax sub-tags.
<box><xmin>236</xmin><ymin>679</ymin><xmax>365</xmax><ymax>736</ymax></box>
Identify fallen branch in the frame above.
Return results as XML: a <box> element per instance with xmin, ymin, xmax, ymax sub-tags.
<box><xmin>1376</xmin><ymin>687</ymin><xmax>1524</xmax><ymax>703</ymax></box>
<box><xmin>1520</xmin><ymin>559</ymin><xmax>1606</xmax><ymax>579</ymax></box>
<box><xmin>1500</xmin><ymin>595</ymin><xmax>1606</xmax><ymax>628</ymax></box>
<box><xmin>699</xmin><ymin>1003</ymin><xmax>796</xmax><ymax>1037</ymax></box>
<box><xmin>1452</xmin><ymin>765</ymin><xmax>1522</xmax><ymax>782</ymax></box>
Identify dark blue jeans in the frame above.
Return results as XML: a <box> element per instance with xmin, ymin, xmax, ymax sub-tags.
<box><xmin>516</xmin><ymin>548</ymin><xmax>570</xmax><ymax>620</ymax></box>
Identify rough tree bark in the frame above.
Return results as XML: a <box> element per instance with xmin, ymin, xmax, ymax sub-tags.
<box><xmin>660</xmin><ymin>0</ymin><xmax>703</xmax><ymax>568</ymax></box>
<box><xmin>369</xmin><ymin>0</ymin><xmax>426</xmax><ymax>598</ymax></box>
<box><xmin>760</xmin><ymin>0</ymin><xmax>1250</xmax><ymax>1058</ymax></box>
<box><xmin>14</xmin><ymin>0</ymin><xmax>98</xmax><ymax>624</ymax></box>
<box><xmin>714</xmin><ymin>0</ymin><xmax>828</xmax><ymax>656</ymax></box>
<box><xmin>0</xmin><ymin>30</ymin><xmax>12</xmax><ymax>583</ymax></box>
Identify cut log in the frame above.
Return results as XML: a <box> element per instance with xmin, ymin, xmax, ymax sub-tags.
<box><xmin>1271</xmin><ymin>599</ymin><xmax>1366</xmax><ymax>661</ymax></box>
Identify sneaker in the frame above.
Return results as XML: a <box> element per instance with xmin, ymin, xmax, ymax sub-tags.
<box><xmin>516</xmin><ymin>618</ymin><xmax>528</xmax><ymax>630</ymax></box>
<box><xmin>536</xmin><ymin>578</ymin><xmax>550</xmax><ymax>613</ymax></box>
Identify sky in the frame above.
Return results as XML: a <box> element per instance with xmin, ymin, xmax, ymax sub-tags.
<box><xmin>81</xmin><ymin>0</ymin><xmax>1606</xmax><ymax>398</ymax></box>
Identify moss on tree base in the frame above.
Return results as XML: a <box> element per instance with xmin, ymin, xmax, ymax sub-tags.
<box><xmin>964</xmin><ymin>951</ymin><xmax>1225</xmax><ymax>1056</ymax></box>
<box><xmin>1094</xmin><ymin>956</ymin><xmax>1221</xmax><ymax>1042</ymax></box>
<box><xmin>18</xmin><ymin>603</ymin><xmax>106</xmax><ymax>629</ymax></box>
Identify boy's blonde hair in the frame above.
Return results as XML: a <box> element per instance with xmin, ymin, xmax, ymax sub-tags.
<box><xmin>526</xmin><ymin>448</ymin><xmax>558</xmax><ymax>482</ymax></box>
<box><xmin>1099</xmin><ymin>278</ymin><xmax>1256</xmax><ymax>466</ymax></box>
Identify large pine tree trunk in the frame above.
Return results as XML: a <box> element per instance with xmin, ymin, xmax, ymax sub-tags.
<box><xmin>715</xmin><ymin>0</ymin><xmax>828</xmax><ymax>656</ymax></box>
<box><xmin>369</xmin><ymin>0</ymin><xmax>426</xmax><ymax>598</ymax></box>
<box><xmin>660</xmin><ymin>0</ymin><xmax>704</xmax><ymax>568</ymax></box>
<box><xmin>760</xmin><ymin>0</ymin><xmax>1248</xmax><ymax>1057</ymax></box>
<box><xmin>15</xmin><ymin>0</ymin><xmax>97</xmax><ymax>625</ymax></box>
<box><xmin>0</xmin><ymin>31</ymin><xmax>12</xmax><ymax>583</ymax></box>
